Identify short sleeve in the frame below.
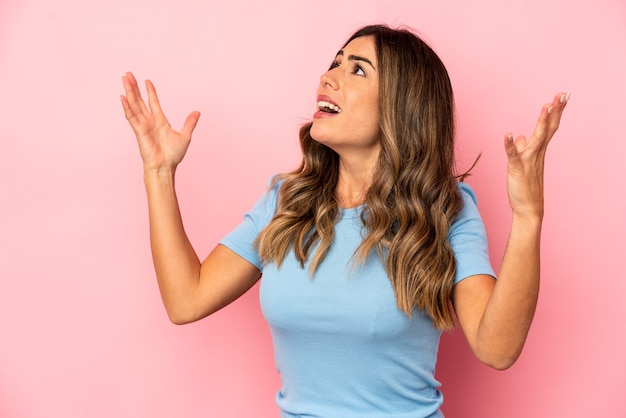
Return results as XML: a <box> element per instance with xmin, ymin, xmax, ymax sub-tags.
<box><xmin>219</xmin><ymin>179</ymin><xmax>280</xmax><ymax>271</ymax></box>
<box><xmin>449</xmin><ymin>182</ymin><xmax>496</xmax><ymax>284</ymax></box>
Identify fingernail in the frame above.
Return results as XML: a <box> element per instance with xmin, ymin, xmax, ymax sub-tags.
<box><xmin>560</xmin><ymin>92</ymin><xmax>571</xmax><ymax>103</ymax></box>
<box><xmin>506</xmin><ymin>133</ymin><xmax>514</xmax><ymax>141</ymax></box>
<box><xmin>547</xmin><ymin>105</ymin><xmax>554</xmax><ymax>114</ymax></box>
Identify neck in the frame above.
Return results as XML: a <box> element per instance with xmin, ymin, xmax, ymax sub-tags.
<box><xmin>330</xmin><ymin>141</ymin><xmax>381</xmax><ymax>208</ymax></box>
<box><xmin>335</xmin><ymin>157</ymin><xmax>376</xmax><ymax>208</ymax></box>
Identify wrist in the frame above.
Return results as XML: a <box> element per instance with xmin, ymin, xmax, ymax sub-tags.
<box><xmin>511</xmin><ymin>211</ymin><xmax>543</xmax><ymax>231</ymax></box>
<box><xmin>144</xmin><ymin>165</ymin><xmax>176</xmax><ymax>178</ymax></box>
<box><xmin>509</xmin><ymin>200</ymin><xmax>544</xmax><ymax>225</ymax></box>
<box><xmin>143</xmin><ymin>166</ymin><xmax>178</xmax><ymax>190</ymax></box>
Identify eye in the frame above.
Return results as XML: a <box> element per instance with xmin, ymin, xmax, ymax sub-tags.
<box><xmin>328</xmin><ymin>60</ymin><xmax>340</xmax><ymax>71</ymax></box>
<box><xmin>353</xmin><ymin>65</ymin><xmax>365</xmax><ymax>76</ymax></box>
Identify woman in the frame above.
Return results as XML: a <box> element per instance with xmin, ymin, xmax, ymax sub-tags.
<box><xmin>121</xmin><ymin>24</ymin><xmax>568</xmax><ymax>418</ymax></box>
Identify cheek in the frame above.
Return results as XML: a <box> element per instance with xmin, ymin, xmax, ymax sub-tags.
<box><xmin>367</xmin><ymin>91</ymin><xmax>379</xmax><ymax>117</ymax></box>
<box><xmin>366</xmin><ymin>96</ymin><xmax>380</xmax><ymax>124</ymax></box>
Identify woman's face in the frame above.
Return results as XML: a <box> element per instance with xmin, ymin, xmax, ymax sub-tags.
<box><xmin>310</xmin><ymin>35</ymin><xmax>380</xmax><ymax>159</ymax></box>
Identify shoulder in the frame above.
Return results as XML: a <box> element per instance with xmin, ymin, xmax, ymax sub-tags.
<box><xmin>449</xmin><ymin>182</ymin><xmax>489</xmax><ymax>249</ymax></box>
<box><xmin>450</xmin><ymin>182</ymin><xmax>496</xmax><ymax>282</ymax></box>
<box><xmin>453</xmin><ymin>181</ymin><xmax>483</xmax><ymax>227</ymax></box>
<box><xmin>458</xmin><ymin>181</ymin><xmax>478</xmax><ymax>206</ymax></box>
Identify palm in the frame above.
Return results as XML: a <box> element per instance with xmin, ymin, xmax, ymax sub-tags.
<box><xmin>121</xmin><ymin>72</ymin><xmax>200</xmax><ymax>171</ymax></box>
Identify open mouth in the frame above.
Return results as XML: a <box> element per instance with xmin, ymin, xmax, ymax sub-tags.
<box><xmin>317</xmin><ymin>101</ymin><xmax>342</xmax><ymax>113</ymax></box>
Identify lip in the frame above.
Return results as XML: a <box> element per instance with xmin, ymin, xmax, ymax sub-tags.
<box><xmin>313</xmin><ymin>94</ymin><xmax>341</xmax><ymax>119</ymax></box>
<box><xmin>317</xmin><ymin>95</ymin><xmax>339</xmax><ymax>107</ymax></box>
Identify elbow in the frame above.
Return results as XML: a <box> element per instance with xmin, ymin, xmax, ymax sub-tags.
<box><xmin>474</xmin><ymin>346</ymin><xmax>522</xmax><ymax>371</ymax></box>
<box><xmin>470</xmin><ymin>331</ymin><xmax>529</xmax><ymax>371</ymax></box>
<box><xmin>168</xmin><ymin>313</ymin><xmax>193</xmax><ymax>326</ymax></box>
<box><xmin>164</xmin><ymin>305</ymin><xmax>200</xmax><ymax>326</ymax></box>
<box><xmin>481</xmin><ymin>355</ymin><xmax>518</xmax><ymax>371</ymax></box>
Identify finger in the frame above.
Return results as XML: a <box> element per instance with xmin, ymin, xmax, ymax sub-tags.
<box><xmin>121</xmin><ymin>73</ymin><xmax>142</xmax><ymax>116</ymax></box>
<box><xmin>120</xmin><ymin>94</ymin><xmax>134</xmax><ymax>120</ymax></box>
<box><xmin>542</xmin><ymin>92</ymin><xmax>570</xmax><ymax>138</ymax></box>
<box><xmin>146</xmin><ymin>79</ymin><xmax>162</xmax><ymax>114</ymax></box>
<box><xmin>122</xmin><ymin>72</ymin><xmax>141</xmax><ymax>103</ymax></box>
<box><xmin>120</xmin><ymin>94</ymin><xmax>148</xmax><ymax>138</ymax></box>
<box><xmin>181</xmin><ymin>111</ymin><xmax>201</xmax><ymax>139</ymax></box>
<box><xmin>122</xmin><ymin>72</ymin><xmax>149</xmax><ymax>116</ymax></box>
<box><xmin>546</xmin><ymin>92</ymin><xmax>570</xmax><ymax>133</ymax></box>
<box><xmin>121</xmin><ymin>75</ymin><xmax>147</xmax><ymax>132</ymax></box>
<box><xmin>530</xmin><ymin>103</ymin><xmax>553</xmax><ymax>142</ymax></box>
<box><xmin>526</xmin><ymin>95</ymin><xmax>567</xmax><ymax>152</ymax></box>
<box><xmin>504</xmin><ymin>133</ymin><xmax>520</xmax><ymax>159</ymax></box>
<box><xmin>551</xmin><ymin>91</ymin><xmax>570</xmax><ymax>110</ymax></box>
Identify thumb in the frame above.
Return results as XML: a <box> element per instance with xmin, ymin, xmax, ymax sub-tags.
<box><xmin>181</xmin><ymin>111</ymin><xmax>201</xmax><ymax>139</ymax></box>
<box><xmin>504</xmin><ymin>133</ymin><xmax>518</xmax><ymax>159</ymax></box>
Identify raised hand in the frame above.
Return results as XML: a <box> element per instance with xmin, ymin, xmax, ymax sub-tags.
<box><xmin>504</xmin><ymin>92</ymin><xmax>569</xmax><ymax>219</ymax></box>
<box><xmin>121</xmin><ymin>72</ymin><xmax>201</xmax><ymax>172</ymax></box>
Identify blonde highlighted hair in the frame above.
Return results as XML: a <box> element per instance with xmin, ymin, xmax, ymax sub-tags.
<box><xmin>256</xmin><ymin>25</ymin><xmax>463</xmax><ymax>330</ymax></box>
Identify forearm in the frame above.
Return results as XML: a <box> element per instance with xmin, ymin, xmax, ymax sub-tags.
<box><xmin>476</xmin><ymin>214</ymin><xmax>542</xmax><ymax>368</ymax></box>
<box><xmin>144</xmin><ymin>168</ymin><xmax>201</xmax><ymax>321</ymax></box>
<box><xmin>455</xmin><ymin>92</ymin><xmax>567</xmax><ymax>370</ymax></box>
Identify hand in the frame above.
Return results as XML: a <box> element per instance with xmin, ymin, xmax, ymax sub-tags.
<box><xmin>120</xmin><ymin>72</ymin><xmax>201</xmax><ymax>172</ymax></box>
<box><xmin>504</xmin><ymin>92</ymin><xmax>570</xmax><ymax>219</ymax></box>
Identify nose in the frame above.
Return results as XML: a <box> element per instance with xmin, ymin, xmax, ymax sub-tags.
<box><xmin>319</xmin><ymin>70</ymin><xmax>338</xmax><ymax>90</ymax></box>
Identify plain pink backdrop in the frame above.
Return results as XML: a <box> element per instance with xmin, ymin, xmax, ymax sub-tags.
<box><xmin>1</xmin><ymin>0</ymin><xmax>624</xmax><ymax>417</ymax></box>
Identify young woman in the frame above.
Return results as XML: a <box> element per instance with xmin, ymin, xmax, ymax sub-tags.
<box><xmin>121</xmin><ymin>24</ymin><xmax>568</xmax><ymax>418</ymax></box>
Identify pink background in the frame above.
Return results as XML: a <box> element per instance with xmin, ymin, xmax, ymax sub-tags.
<box><xmin>1</xmin><ymin>0</ymin><xmax>624</xmax><ymax>417</ymax></box>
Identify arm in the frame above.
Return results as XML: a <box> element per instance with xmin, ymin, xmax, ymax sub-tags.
<box><xmin>452</xmin><ymin>92</ymin><xmax>570</xmax><ymax>370</ymax></box>
<box><xmin>121</xmin><ymin>72</ymin><xmax>261</xmax><ymax>325</ymax></box>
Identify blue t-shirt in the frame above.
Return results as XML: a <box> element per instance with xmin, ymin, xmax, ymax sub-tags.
<box><xmin>220</xmin><ymin>180</ymin><xmax>495</xmax><ymax>418</ymax></box>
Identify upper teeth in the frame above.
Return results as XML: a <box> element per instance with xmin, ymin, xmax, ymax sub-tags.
<box><xmin>318</xmin><ymin>101</ymin><xmax>342</xmax><ymax>113</ymax></box>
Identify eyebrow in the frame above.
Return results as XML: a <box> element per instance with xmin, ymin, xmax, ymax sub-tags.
<box><xmin>336</xmin><ymin>50</ymin><xmax>376</xmax><ymax>70</ymax></box>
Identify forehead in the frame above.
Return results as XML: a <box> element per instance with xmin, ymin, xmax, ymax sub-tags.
<box><xmin>339</xmin><ymin>35</ymin><xmax>377</xmax><ymax>61</ymax></box>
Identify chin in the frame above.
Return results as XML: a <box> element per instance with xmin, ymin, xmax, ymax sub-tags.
<box><xmin>309</xmin><ymin>124</ymin><xmax>329</xmax><ymax>145</ymax></box>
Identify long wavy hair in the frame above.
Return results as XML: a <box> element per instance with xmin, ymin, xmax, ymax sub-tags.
<box><xmin>256</xmin><ymin>24</ymin><xmax>463</xmax><ymax>330</ymax></box>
